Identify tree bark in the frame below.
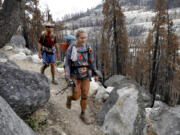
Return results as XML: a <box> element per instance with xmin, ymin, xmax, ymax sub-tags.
<box><xmin>150</xmin><ymin>28</ymin><xmax>160</xmax><ymax>107</ymax></box>
<box><xmin>0</xmin><ymin>0</ymin><xmax>25</xmax><ymax>48</ymax></box>
<box><xmin>0</xmin><ymin>0</ymin><xmax>2</xmax><ymax>7</ymax></box>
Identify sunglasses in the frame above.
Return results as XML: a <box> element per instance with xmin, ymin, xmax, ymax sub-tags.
<box><xmin>46</xmin><ymin>26</ymin><xmax>53</xmax><ymax>28</ymax></box>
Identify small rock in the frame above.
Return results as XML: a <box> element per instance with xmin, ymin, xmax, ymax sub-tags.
<box><xmin>10</xmin><ymin>35</ymin><xmax>26</xmax><ymax>48</ymax></box>
<box><xmin>155</xmin><ymin>94</ymin><xmax>161</xmax><ymax>101</ymax></box>
<box><xmin>44</xmin><ymin>126</ymin><xmax>67</xmax><ymax>135</ymax></box>
<box><xmin>89</xmin><ymin>78</ymin><xmax>101</xmax><ymax>96</ymax></box>
<box><xmin>23</xmin><ymin>48</ymin><xmax>32</xmax><ymax>55</ymax></box>
<box><xmin>14</xmin><ymin>47</ymin><xmax>31</xmax><ymax>55</ymax></box>
<box><xmin>9</xmin><ymin>52</ymin><xmax>27</xmax><ymax>61</ymax></box>
<box><xmin>105</xmin><ymin>87</ymin><xmax>114</xmax><ymax>93</ymax></box>
<box><xmin>3</xmin><ymin>45</ymin><xmax>13</xmax><ymax>51</ymax></box>
<box><xmin>103</xmin><ymin>93</ymin><xmax>109</xmax><ymax>101</ymax></box>
<box><xmin>0</xmin><ymin>51</ymin><xmax>19</xmax><ymax>68</ymax></box>
<box><xmin>57</xmin><ymin>68</ymin><xmax>64</xmax><ymax>73</ymax></box>
<box><xmin>95</xmin><ymin>86</ymin><xmax>107</xmax><ymax>102</ymax></box>
<box><xmin>0</xmin><ymin>58</ymin><xmax>8</xmax><ymax>63</ymax></box>
<box><xmin>47</xmin><ymin>120</ymin><xmax>53</xmax><ymax>125</ymax></box>
<box><xmin>29</xmin><ymin>54</ymin><xmax>42</xmax><ymax>64</ymax></box>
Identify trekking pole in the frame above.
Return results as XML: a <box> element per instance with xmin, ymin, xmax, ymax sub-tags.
<box><xmin>56</xmin><ymin>80</ymin><xmax>76</xmax><ymax>95</ymax></box>
<box><xmin>56</xmin><ymin>85</ymin><xmax>69</xmax><ymax>95</ymax></box>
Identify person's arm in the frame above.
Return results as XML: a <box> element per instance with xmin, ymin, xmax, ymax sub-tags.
<box><xmin>38</xmin><ymin>35</ymin><xmax>43</xmax><ymax>59</ymax></box>
<box><xmin>88</xmin><ymin>48</ymin><xmax>98</xmax><ymax>81</ymax></box>
<box><xmin>64</xmin><ymin>47</ymin><xmax>72</xmax><ymax>82</ymax></box>
<box><xmin>54</xmin><ymin>36</ymin><xmax>59</xmax><ymax>58</ymax></box>
<box><xmin>38</xmin><ymin>43</ymin><xmax>42</xmax><ymax>59</ymax></box>
<box><xmin>55</xmin><ymin>43</ymin><xmax>60</xmax><ymax>58</ymax></box>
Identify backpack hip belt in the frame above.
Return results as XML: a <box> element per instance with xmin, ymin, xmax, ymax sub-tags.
<box><xmin>41</xmin><ymin>46</ymin><xmax>54</xmax><ymax>54</ymax></box>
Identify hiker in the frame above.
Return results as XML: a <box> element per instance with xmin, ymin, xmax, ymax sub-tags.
<box><xmin>60</xmin><ymin>35</ymin><xmax>76</xmax><ymax>62</ymax></box>
<box><xmin>38</xmin><ymin>21</ymin><xmax>59</xmax><ymax>85</ymax></box>
<box><xmin>65</xmin><ymin>29</ymin><xmax>98</xmax><ymax>124</ymax></box>
<box><xmin>65</xmin><ymin>35</ymin><xmax>76</xmax><ymax>46</ymax></box>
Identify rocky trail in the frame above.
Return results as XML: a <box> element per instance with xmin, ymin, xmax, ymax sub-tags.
<box><xmin>4</xmin><ymin>50</ymin><xmax>105</xmax><ymax>135</ymax></box>
<box><xmin>2</xmin><ymin>47</ymin><xmax>180</xmax><ymax>135</ymax></box>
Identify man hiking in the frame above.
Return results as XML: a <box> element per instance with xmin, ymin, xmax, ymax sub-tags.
<box><xmin>38</xmin><ymin>21</ymin><xmax>59</xmax><ymax>85</ymax></box>
<box><xmin>65</xmin><ymin>29</ymin><xmax>98</xmax><ymax>124</ymax></box>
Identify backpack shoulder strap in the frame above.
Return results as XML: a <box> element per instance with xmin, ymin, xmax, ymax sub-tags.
<box><xmin>49</xmin><ymin>33</ymin><xmax>56</xmax><ymax>44</ymax></box>
<box><xmin>51</xmin><ymin>33</ymin><xmax>56</xmax><ymax>41</ymax></box>
<box><xmin>86</xmin><ymin>44</ymin><xmax>92</xmax><ymax>57</ymax></box>
<box><xmin>84</xmin><ymin>45</ymin><xmax>92</xmax><ymax>65</ymax></box>
<box><xmin>41</xmin><ymin>32</ymin><xmax>46</xmax><ymax>46</ymax></box>
<box><xmin>67</xmin><ymin>43</ymin><xmax>76</xmax><ymax>57</ymax></box>
<box><xmin>41</xmin><ymin>32</ymin><xmax>56</xmax><ymax>45</ymax></box>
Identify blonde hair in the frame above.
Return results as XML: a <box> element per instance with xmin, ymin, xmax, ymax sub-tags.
<box><xmin>76</xmin><ymin>29</ymin><xmax>86</xmax><ymax>38</ymax></box>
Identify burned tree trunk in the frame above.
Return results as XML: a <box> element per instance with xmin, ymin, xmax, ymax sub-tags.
<box><xmin>0</xmin><ymin>0</ymin><xmax>25</xmax><ymax>48</ymax></box>
<box><xmin>0</xmin><ymin>0</ymin><xmax>2</xmax><ymax>7</ymax></box>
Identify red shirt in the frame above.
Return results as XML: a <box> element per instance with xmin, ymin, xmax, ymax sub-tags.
<box><xmin>39</xmin><ymin>33</ymin><xmax>57</xmax><ymax>48</ymax></box>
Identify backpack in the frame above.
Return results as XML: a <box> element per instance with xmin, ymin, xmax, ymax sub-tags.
<box><xmin>41</xmin><ymin>32</ymin><xmax>56</xmax><ymax>46</ymax></box>
<box><xmin>68</xmin><ymin>44</ymin><xmax>92</xmax><ymax>79</ymax></box>
<box><xmin>41</xmin><ymin>32</ymin><xmax>56</xmax><ymax>54</ymax></box>
<box><xmin>60</xmin><ymin>35</ymin><xmax>76</xmax><ymax>52</ymax></box>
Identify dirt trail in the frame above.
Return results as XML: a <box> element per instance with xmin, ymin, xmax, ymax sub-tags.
<box><xmin>5</xmin><ymin>50</ymin><xmax>104</xmax><ymax>135</ymax></box>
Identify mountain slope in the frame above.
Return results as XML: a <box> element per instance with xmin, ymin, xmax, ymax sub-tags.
<box><xmin>63</xmin><ymin>1</ymin><xmax>180</xmax><ymax>39</ymax></box>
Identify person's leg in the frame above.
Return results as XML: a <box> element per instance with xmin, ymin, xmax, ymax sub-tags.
<box><xmin>41</xmin><ymin>52</ymin><xmax>49</xmax><ymax>74</ymax></box>
<box><xmin>41</xmin><ymin>63</ymin><xmax>49</xmax><ymax>74</ymax></box>
<box><xmin>50</xmin><ymin>62</ymin><xmax>55</xmax><ymax>79</ymax></box>
<box><xmin>49</xmin><ymin>53</ymin><xmax>58</xmax><ymax>84</ymax></box>
<box><xmin>80</xmin><ymin>79</ymin><xmax>90</xmax><ymax>111</ymax></box>
<box><xmin>80</xmin><ymin>79</ymin><xmax>90</xmax><ymax>124</ymax></box>
<box><xmin>66</xmin><ymin>79</ymin><xmax>81</xmax><ymax>109</ymax></box>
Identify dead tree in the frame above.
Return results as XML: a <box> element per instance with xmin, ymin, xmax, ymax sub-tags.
<box><xmin>0</xmin><ymin>0</ymin><xmax>25</xmax><ymax>48</ymax></box>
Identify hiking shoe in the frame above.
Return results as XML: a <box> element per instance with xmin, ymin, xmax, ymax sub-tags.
<box><xmin>66</xmin><ymin>96</ymin><xmax>71</xmax><ymax>109</ymax></box>
<box><xmin>80</xmin><ymin>113</ymin><xmax>91</xmax><ymax>125</ymax></box>
<box><xmin>41</xmin><ymin>68</ymin><xmax>45</xmax><ymax>74</ymax></box>
<box><xmin>52</xmin><ymin>79</ymin><xmax>58</xmax><ymax>85</ymax></box>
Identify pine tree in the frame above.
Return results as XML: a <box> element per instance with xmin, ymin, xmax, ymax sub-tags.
<box><xmin>45</xmin><ymin>6</ymin><xmax>53</xmax><ymax>22</ymax></box>
<box><xmin>22</xmin><ymin>0</ymin><xmax>45</xmax><ymax>51</ymax></box>
<box><xmin>148</xmin><ymin>0</ymin><xmax>168</xmax><ymax>106</ymax></box>
<box><xmin>0</xmin><ymin>0</ymin><xmax>2</xmax><ymax>7</ymax></box>
<box><xmin>163</xmin><ymin>10</ymin><xmax>179</xmax><ymax>105</ymax></box>
<box><xmin>145</xmin><ymin>0</ymin><xmax>180</xmax><ymax>106</ymax></box>
<box><xmin>144</xmin><ymin>31</ymin><xmax>154</xmax><ymax>88</ymax></box>
<box><xmin>99</xmin><ymin>30</ymin><xmax>112</xmax><ymax>81</ymax></box>
<box><xmin>100</xmin><ymin>0</ymin><xmax>128</xmax><ymax>77</ymax></box>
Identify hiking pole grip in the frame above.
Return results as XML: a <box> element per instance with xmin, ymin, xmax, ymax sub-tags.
<box><xmin>70</xmin><ymin>80</ymin><xmax>76</xmax><ymax>93</ymax></box>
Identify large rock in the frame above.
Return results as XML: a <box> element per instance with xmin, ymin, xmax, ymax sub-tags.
<box><xmin>144</xmin><ymin>101</ymin><xmax>180</xmax><ymax>135</ymax></box>
<box><xmin>97</xmin><ymin>75</ymin><xmax>152</xmax><ymax>135</ymax></box>
<box><xmin>0</xmin><ymin>50</ymin><xmax>19</xmax><ymax>68</ymax></box>
<box><xmin>104</xmin><ymin>75</ymin><xmax>125</xmax><ymax>86</ymax></box>
<box><xmin>0</xmin><ymin>64</ymin><xmax>50</xmax><ymax>117</ymax></box>
<box><xmin>0</xmin><ymin>96</ymin><xmax>35</xmax><ymax>135</ymax></box>
<box><xmin>10</xmin><ymin>35</ymin><xmax>26</xmax><ymax>48</ymax></box>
